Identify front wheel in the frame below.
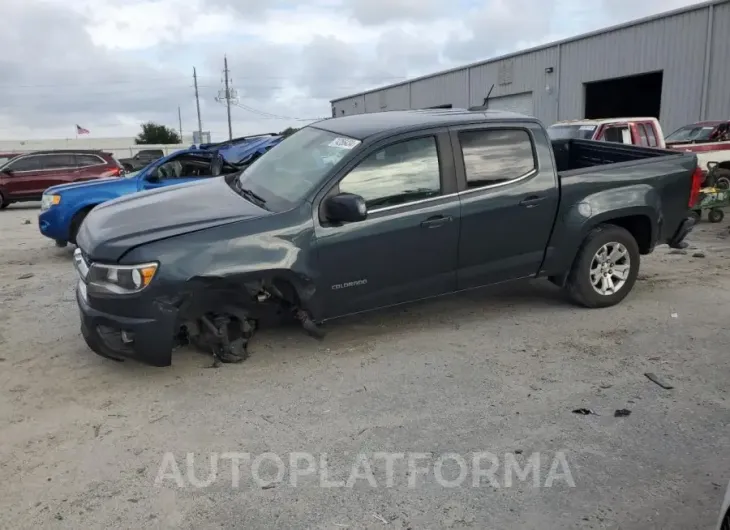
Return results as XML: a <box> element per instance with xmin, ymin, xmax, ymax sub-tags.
<box><xmin>0</xmin><ymin>192</ymin><xmax>8</xmax><ymax>210</ymax></box>
<box><xmin>566</xmin><ymin>224</ymin><xmax>640</xmax><ymax>308</ymax></box>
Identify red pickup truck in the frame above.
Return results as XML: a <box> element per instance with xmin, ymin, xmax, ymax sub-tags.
<box><xmin>0</xmin><ymin>150</ymin><xmax>123</xmax><ymax>209</ymax></box>
<box><xmin>547</xmin><ymin>117</ymin><xmax>666</xmax><ymax>148</ymax></box>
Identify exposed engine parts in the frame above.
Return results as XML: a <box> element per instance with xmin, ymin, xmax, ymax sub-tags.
<box><xmin>182</xmin><ymin>279</ymin><xmax>324</xmax><ymax>366</ymax></box>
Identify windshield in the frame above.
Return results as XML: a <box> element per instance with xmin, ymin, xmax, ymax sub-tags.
<box><xmin>547</xmin><ymin>124</ymin><xmax>597</xmax><ymax>140</ymax></box>
<box><xmin>235</xmin><ymin>127</ymin><xmax>360</xmax><ymax>211</ymax></box>
<box><xmin>666</xmin><ymin>125</ymin><xmax>716</xmax><ymax>144</ymax></box>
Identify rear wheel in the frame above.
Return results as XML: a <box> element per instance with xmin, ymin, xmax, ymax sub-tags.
<box><xmin>69</xmin><ymin>208</ymin><xmax>92</xmax><ymax>245</ymax></box>
<box><xmin>0</xmin><ymin>192</ymin><xmax>8</xmax><ymax>210</ymax></box>
<box><xmin>566</xmin><ymin>224</ymin><xmax>640</xmax><ymax>308</ymax></box>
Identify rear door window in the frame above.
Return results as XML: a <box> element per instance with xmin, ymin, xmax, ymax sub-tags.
<box><xmin>40</xmin><ymin>154</ymin><xmax>76</xmax><ymax>170</ymax></box>
<box><xmin>458</xmin><ymin>129</ymin><xmax>536</xmax><ymax>189</ymax></box>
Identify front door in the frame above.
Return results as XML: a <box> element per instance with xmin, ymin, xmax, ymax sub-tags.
<box><xmin>313</xmin><ymin>133</ymin><xmax>460</xmax><ymax>320</ymax></box>
<box><xmin>450</xmin><ymin>125</ymin><xmax>560</xmax><ymax>288</ymax></box>
<box><xmin>2</xmin><ymin>154</ymin><xmax>44</xmax><ymax>199</ymax></box>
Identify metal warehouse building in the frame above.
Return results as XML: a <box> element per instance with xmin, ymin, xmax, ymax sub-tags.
<box><xmin>331</xmin><ymin>0</ymin><xmax>730</xmax><ymax>134</ymax></box>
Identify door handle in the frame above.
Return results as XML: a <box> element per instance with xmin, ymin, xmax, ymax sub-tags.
<box><xmin>421</xmin><ymin>215</ymin><xmax>453</xmax><ymax>228</ymax></box>
<box><xmin>520</xmin><ymin>195</ymin><xmax>546</xmax><ymax>208</ymax></box>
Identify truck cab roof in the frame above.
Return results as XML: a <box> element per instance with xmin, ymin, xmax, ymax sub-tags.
<box><xmin>314</xmin><ymin>109</ymin><xmax>540</xmax><ymax>140</ymax></box>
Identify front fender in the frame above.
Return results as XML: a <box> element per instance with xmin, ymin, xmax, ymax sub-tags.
<box><xmin>121</xmin><ymin>206</ymin><xmax>320</xmax><ymax>320</ymax></box>
<box><xmin>544</xmin><ymin>184</ymin><xmax>659</xmax><ymax>277</ymax></box>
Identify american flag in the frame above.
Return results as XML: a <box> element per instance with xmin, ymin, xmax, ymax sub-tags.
<box><xmin>76</xmin><ymin>124</ymin><xmax>90</xmax><ymax>135</ymax></box>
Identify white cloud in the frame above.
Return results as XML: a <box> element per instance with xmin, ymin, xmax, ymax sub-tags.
<box><xmin>0</xmin><ymin>0</ymin><xmax>709</xmax><ymax>140</ymax></box>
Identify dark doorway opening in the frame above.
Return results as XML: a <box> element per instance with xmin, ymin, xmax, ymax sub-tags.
<box><xmin>584</xmin><ymin>71</ymin><xmax>663</xmax><ymax>119</ymax></box>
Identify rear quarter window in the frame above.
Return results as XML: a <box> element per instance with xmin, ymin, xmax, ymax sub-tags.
<box><xmin>76</xmin><ymin>154</ymin><xmax>105</xmax><ymax>167</ymax></box>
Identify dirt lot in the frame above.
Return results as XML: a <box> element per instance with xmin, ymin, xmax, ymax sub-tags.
<box><xmin>1</xmin><ymin>204</ymin><xmax>729</xmax><ymax>530</ymax></box>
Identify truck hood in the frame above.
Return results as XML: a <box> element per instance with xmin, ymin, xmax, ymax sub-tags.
<box><xmin>45</xmin><ymin>177</ymin><xmax>123</xmax><ymax>195</ymax></box>
<box><xmin>76</xmin><ymin>176</ymin><xmax>271</xmax><ymax>262</ymax></box>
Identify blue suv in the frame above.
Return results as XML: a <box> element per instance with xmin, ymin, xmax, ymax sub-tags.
<box><xmin>38</xmin><ymin>134</ymin><xmax>282</xmax><ymax>246</ymax></box>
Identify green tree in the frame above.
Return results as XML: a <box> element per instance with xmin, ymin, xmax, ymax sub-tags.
<box><xmin>278</xmin><ymin>127</ymin><xmax>300</xmax><ymax>138</ymax></box>
<box><xmin>135</xmin><ymin>122</ymin><xmax>182</xmax><ymax>144</ymax></box>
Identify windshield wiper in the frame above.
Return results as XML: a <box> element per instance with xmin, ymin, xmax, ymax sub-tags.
<box><xmin>235</xmin><ymin>180</ymin><xmax>268</xmax><ymax>209</ymax></box>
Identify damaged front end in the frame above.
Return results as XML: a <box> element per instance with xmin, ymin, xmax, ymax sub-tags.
<box><xmin>179</xmin><ymin>277</ymin><xmax>325</xmax><ymax>366</ymax></box>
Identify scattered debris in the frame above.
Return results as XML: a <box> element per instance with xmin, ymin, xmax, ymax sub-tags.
<box><xmin>261</xmin><ymin>483</ymin><xmax>277</xmax><ymax>490</ymax></box>
<box><xmin>572</xmin><ymin>408</ymin><xmax>597</xmax><ymax>416</ymax></box>
<box><xmin>17</xmin><ymin>273</ymin><xmax>34</xmax><ymax>280</ymax></box>
<box><xmin>648</xmin><ymin>356</ymin><xmax>661</xmax><ymax>361</ymax></box>
<box><xmin>0</xmin><ymin>358</ymin><xmax>5</xmax><ymax>362</ymax></box>
<box><xmin>93</xmin><ymin>424</ymin><xmax>101</xmax><ymax>437</ymax></box>
<box><xmin>55</xmin><ymin>514</ymin><xmax>63</xmax><ymax>520</ymax></box>
<box><xmin>23</xmin><ymin>219</ymin><xmax>31</xmax><ymax>225</ymax></box>
<box><xmin>669</xmin><ymin>249</ymin><xmax>687</xmax><ymax>255</ymax></box>
<box><xmin>645</xmin><ymin>372</ymin><xmax>674</xmax><ymax>390</ymax></box>
<box><xmin>671</xmin><ymin>313</ymin><xmax>679</xmax><ymax>319</ymax></box>
<box><xmin>127</xmin><ymin>498</ymin><xmax>139</xmax><ymax>503</ymax></box>
<box><xmin>692</xmin><ymin>252</ymin><xmax>706</xmax><ymax>258</ymax></box>
<box><xmin>136</xmin><ymin>467</ymin><xmax>146</xmax><ymax>475</ymax></box>
<box><xmin>600</xmin><ymin>383</ymin><xmax>613</xmax><ymax>389</ymax></box>
<box><xmin>260</xmin><ymin>415</ymin><xmax>274</xmax><ymax>424</ymax></box>
<box><xmin>372</xmin><ymin>513</ymin><xmax>389</xmax><ymax>525</ymax></box>
<box><xmin>614</xmin><ymin>409</ymin><xmax>632</xmax><ymax>418</ymax></box>
<box><xmin>514</xmin><ymin>449</ymin><xmax>523</xmax><ymax>455</ymax></box>
<box><xmin>149</xmin><ymin>415</ymin><xmax>169</xmax><ymax>424</ymax></box>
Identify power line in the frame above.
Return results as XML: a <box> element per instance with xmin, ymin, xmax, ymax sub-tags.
<box><xmin>232</xmin><ymin>101</ymin><xmax>324</xmax><ymax>122</ymax></box>
<box><xmin>0</xmin><ymin>75</ymin><xmax>409</xmax><ymax>89</ymax></box>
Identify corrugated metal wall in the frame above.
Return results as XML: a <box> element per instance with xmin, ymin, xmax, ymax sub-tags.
<box><xmin>707</xmin><ymin>1</ymin><xmax>730</xmax><ymax>119</ymax></box>
<box><xmin>558</xmin><ymin>7</ymin><xmax>708</xmax><ymax>133</ymax></box>
<box><xmin>331</xmin><ymin>1</ymin><xmax>730</xmax><ymax>134</ymax></box>
<box><xmin>468</xmin><ymin>46</ymin><xmax>559</xmax><ymax>125</ymax></box>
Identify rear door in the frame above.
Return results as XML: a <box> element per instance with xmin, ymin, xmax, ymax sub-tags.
<box><xmin>37</xmin><ymin>153</ymin><xmax>79</xmax><ymax>188</ymax></box>
<box><xmin>450</xmin><ymin>123</ymin><xmax>559</xmax><ymax>288</ymax></box>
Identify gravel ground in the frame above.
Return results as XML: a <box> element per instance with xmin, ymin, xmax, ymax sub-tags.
<box><xmin>1</xmin><ymin>203</ymin><xmax>729</xmax><ymax>530</ymax></box>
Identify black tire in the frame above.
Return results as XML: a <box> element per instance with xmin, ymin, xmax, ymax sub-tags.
<box><xmin>123</xmin><ymin>164</ymin><xmax>134</xmax><ymax>172</ymax></box>
<box><xmin>566</xmin><ymin>224</ymin><xmax>641</xmax><ymax>308</ymax></box>
<box><xmin>708</xmin><ymin>208</ymin><xmax>725</xmax><ymax>223</ymax></box>
<box><xmin>69</xmin><ymin>208</ymin><xmax>91</xmax><ymax>244</ymax></box>
<box><xmin>0</xmin><ymin>192</ymin><xmax>8</xmax><ymax>210</ymax></box>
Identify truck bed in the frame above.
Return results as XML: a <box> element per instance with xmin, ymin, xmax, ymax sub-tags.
<box><xmin>551</xmin><ymin>139</ymin><xmax>678</xmax><ymax>175</ymax></box>
<box><xmin>543</xmin><ymin>139</ymin><xmax>698</xmax><ymax>276</ymax></box>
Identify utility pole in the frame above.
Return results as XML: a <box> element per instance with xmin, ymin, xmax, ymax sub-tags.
<box><xmin>177</xmin><ymin>106</ymin><xmax>183</xmax><ymax>142</ymax></box>
<box><xmin>193</xmin><ymin>67</ymin><xmax>203</xmax><ymax>143</ymax></box>
<box><xmin>223</xmin><ymin>55</ymin><xmax>233</xmax><ymax>140</ymax></box>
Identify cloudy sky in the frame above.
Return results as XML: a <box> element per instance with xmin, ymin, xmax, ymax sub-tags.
<box><xmin>0</xmin><ymin>0</ymin><xmax>706</xmax><ymax>141</ymax></box>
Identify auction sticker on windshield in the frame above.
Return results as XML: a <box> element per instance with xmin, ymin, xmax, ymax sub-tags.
<box><xmin>328</xmin><ymin>137</ymin><xmax>361</xmax><ymax>149</ymax></box>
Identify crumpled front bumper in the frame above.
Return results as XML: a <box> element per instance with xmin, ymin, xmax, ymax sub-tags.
<box><xmin>76</xmin><ymin>281</ymin><xmax>178</xmax><ymax>367</ymax></box>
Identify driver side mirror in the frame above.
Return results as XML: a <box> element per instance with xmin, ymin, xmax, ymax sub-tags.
<box><xmin>146</xmin><ymin>169</ymin><xmax>161</xmax><ymax>183</ymax></box>
<box><xmin>324</xmin><ymin>193</ymin><xmax>367</xmax><ymax>223</ymax></box>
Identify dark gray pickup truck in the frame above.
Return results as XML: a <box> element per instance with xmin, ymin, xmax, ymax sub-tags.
<box><xmin>73</xmin><ymin>109</ymin><xmax>701</xmax><ymax>366</ymax></box>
